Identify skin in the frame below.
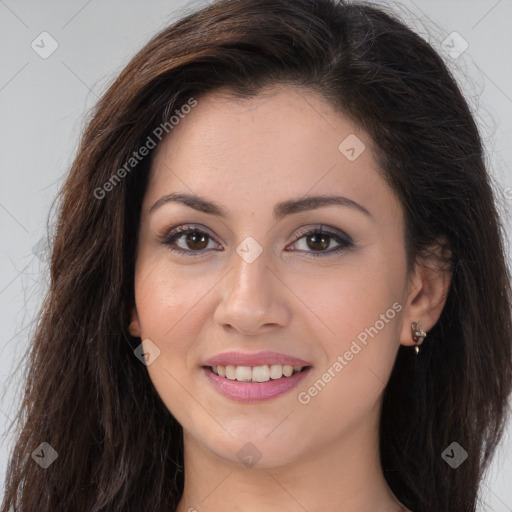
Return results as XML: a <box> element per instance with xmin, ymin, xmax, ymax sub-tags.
<box><xmin>129</xmin><ymin>84</ymin><xmax>451</xmax><ymax>512</ymax></box>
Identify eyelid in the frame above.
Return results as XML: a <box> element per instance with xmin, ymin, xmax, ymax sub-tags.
<box><xmin>159</xmin><ymin>223</ymin><xmax>353</xmax><ymax>256</ymax></box>
<box><xmin>160</xmin><ymin>223</ymin><xmax>350</xmax><ymax>242</ymax></box>
<box><xmin>286</xmin><ymin>224</ymin><xmax>353</xmax><ymax>254</ymax></box>
<box><xmin>160</xmin><ymin>223</ymin><xmax>222</xmax><ymax>242</ymax></box>
<box><xmin>158</xmin><ymin>223</ymin><xmax>217</xmax><ymax>242</ymax></box>
<box><xmin>292</xmin><ymin>224</ymin><xmax>351</xmax><ymax>240</ymax></box>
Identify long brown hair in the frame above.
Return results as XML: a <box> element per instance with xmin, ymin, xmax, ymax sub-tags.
<box><xmin>2</xmin><ymin>1</ymin><xmax>511</xmax><ymax>511</ymax></box>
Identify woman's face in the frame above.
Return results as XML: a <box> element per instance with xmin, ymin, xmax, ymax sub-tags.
<box><xmin>130</xmin><ymin>85</ymin><xmax>413</xmax><ymax>468</ymax></box>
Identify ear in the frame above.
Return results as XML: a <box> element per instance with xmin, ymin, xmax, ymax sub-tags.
<box><xmin>400</xmin><ymin>239</ymin><xmax>452</xmax><ymax>348</ymax></box>
<box><xmin>128</xmin><ymin>305</ymin><xmax>142</xmax><ymax>338</ymax></box>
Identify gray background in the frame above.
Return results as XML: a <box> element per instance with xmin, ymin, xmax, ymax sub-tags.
<box><xmin>1</xmin><ymin>0</ymin><xmax>511</xmax><ymax>509</ymax></box>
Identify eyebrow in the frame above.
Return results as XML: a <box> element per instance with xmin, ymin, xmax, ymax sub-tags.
<box><xmin>149</xmin><ymin>192</ymin><xmax>372</xmax><ymax>221</ymax></box>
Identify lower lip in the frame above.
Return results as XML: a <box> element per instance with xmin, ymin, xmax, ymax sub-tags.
<box><xmin>203</xmin><ymin>366</ymin><xmax>311</xmax><ymax>403</ymax></box>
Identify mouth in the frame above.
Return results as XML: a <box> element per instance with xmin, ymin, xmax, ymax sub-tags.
<box><xmin>202</xmin><ymin>356</ymin><xmax>312</xmax><ymax>402</ymax></box>
<box><xmin>206</xmin><ymin>364</ymin><xmax>309</xmax><ymax>382</ymax></box>
<box><xmin>202</xmin><ymin>350</ymin><xmax>313</xmax><ymax>402</ymax></box>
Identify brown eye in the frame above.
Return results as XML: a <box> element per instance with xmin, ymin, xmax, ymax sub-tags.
<box><xmin>160</xmin><ymin>226</ymin><xmax>221</xmax><ymax>255</ymax></box>
<box><xmin>288</xmin><ymin>226</ymin><xmax>353</xmax><ymax>258</ymax></box>
<box><xmin>305</xmin><ymin>232</ymin><xmax>330</xmax><ymax>251</ymax></box>
<box><xmin>184</xmin><ymin>231</ymin><xmax>209</xmax><ymax>250</ymax></box>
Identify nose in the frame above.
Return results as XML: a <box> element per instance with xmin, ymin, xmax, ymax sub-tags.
<box><xmin>213</xmin><ymin>248</ymin><xmax>290</xmax><ymax>336</ymax></box>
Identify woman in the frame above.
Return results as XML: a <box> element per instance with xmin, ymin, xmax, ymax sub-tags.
<box><xmin>2</xmin><ymin>0</ymin><xmax>511</xmax><ymax>511</ymax></box>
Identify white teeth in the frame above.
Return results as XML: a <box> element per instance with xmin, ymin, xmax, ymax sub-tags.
<box><xmin>252</xmin><ymin>365</ymin><xmax>270</xmax><ymax>382</ymax></box>
<box><xmin>269</xmin><ymin>364</ymin><xmax>283</xmax><ymax>379</ymax></box>
<box><xmin>282</xmin><ymin>365</ymin><xmax>293</xmax><ymax>377</ymax></box>
<box><xmin>235</xmin><ymin>366</ymin><xmax>252</xmax><ymax>382</ymax></box>
<box><xmin>225</xmin><ymin>365</ymin><xmax>236</xmax><ymax>380</ymax></box>
<box><xmin>211</xmin><ymin>364</ymin><xmax>305</xmax><ymax>382</ymax></box>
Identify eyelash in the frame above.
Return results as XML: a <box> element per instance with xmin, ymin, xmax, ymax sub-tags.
<box><xmin>159</xmin><ymin>224</ymin><xmax>353</xmax><ymax>259</ymax></box>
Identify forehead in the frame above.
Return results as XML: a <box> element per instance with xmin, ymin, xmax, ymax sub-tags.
<box><xmin>143</xmin><ymin>85</ymin><xmax>400</xmax><ymax>224</ymax></box>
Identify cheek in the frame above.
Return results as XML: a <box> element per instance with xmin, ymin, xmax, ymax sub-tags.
<box><xmin>134</xmin><ymin>257</ymin><xmax>215</xmax><ymax>342</ymax></box>
<box><xmin>290</xmin><ymin>257</ymin><xmax>404</xmax><ymax>409</ymax></box>
<box><xmin>293</xmin><ymin>295</ymin><xmax>401</xmax><ymax>440</ymax></box>
<box><xmin>133</xmin><ymin>258</ymin><xmax>215</xmax><ymax>421</ymax></box>
<box><xmin>289</xmin><ymin>253</ymin><xmax>403</xmax><ymax>348</ymax></box>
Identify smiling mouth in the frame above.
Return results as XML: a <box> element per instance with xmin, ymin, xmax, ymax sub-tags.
<box><xmin>207</xmin><ymin>364</ymin><xmax>309</xmax><ymax>383</ymax></box>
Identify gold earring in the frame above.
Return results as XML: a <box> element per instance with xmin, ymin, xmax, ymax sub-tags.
<box><xmin>411</xmin><ymin>321</ymin><xmax>427</xmax><ymax>355</ymax></box>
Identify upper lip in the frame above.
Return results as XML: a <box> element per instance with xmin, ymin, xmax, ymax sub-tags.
<box><xmin>203</xmin><ymin>350</ymin><xmax>312</xmax><ymax>367</ymax></box>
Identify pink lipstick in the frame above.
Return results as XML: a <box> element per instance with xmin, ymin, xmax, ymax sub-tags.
<box><xmin>202</xmin><ymin>350</ymin><xmax>312</xmax><ymax>403</ymax></box>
